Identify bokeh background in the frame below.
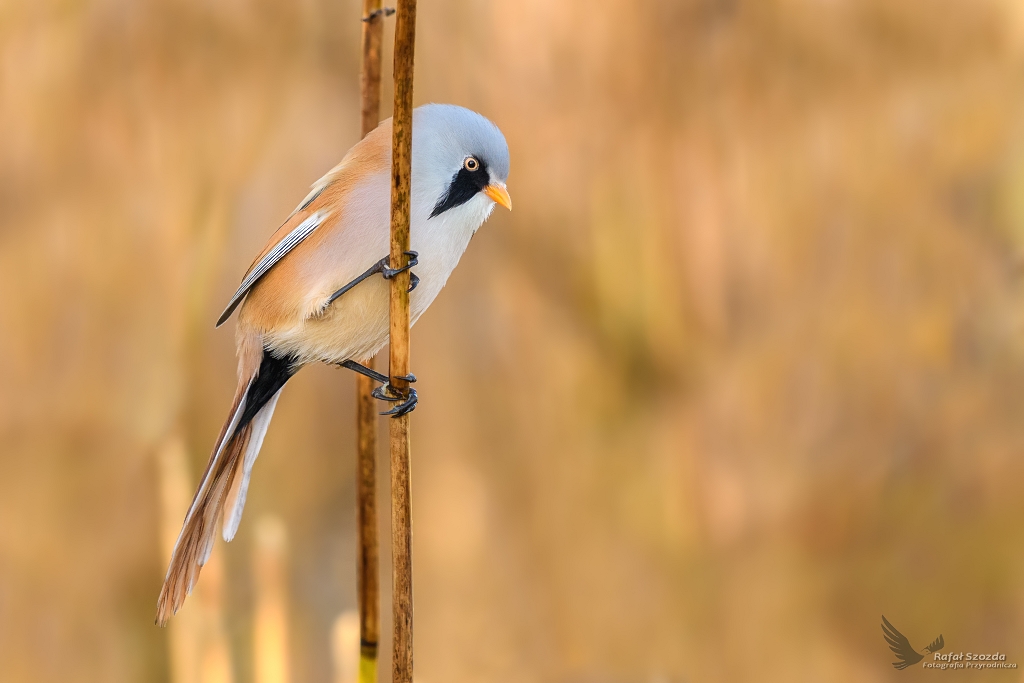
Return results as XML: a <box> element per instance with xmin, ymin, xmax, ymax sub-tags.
<box><xmin>3</xmin><ymin>0</ymin><xmax>1024</xmax><ymax>681</ymax></box>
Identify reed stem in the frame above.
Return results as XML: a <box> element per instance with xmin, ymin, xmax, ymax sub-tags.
<box><xmin>356</xmin><ymin>2</ymin><xmax>385</xmax><ymax>682</ymax></box>
<box><xmin>388</xmin><ymin>2</ymin><xmax>416</xmax><ymax>682</ymax></box>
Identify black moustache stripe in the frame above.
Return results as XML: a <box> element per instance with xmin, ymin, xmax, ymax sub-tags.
<box><xmin>430</xmin><ymin>158</ymin><xmax>491</xmax><ymax>218</ymax></box>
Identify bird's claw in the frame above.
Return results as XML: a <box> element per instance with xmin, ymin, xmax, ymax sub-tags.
<box><xmin>382</xmin><ymin>251</ymin><xmax>418</xmax><ymax>279</ymax></box>
<box><xmin>362</xmin><ymin>7</ymin><xmax>395</xmax><ymax>22</ymax></box>
<box><xmin>325</xmin><ymin>252</ymin><xmax>420</xmax><ymax>309</ymax></box>
<box><xmin>372</xmin><ymin>383</ymin><xmax>401</xmax><ymax>402</ymax></box>
<box><xmin>380</xmin><ymin>387</ymin><xmax>417</xmax><ymax>417</ymax></box>
<box><xmin>371</xmin><ymin>381</ymin><xmax>418</xmax><ymax>417</ymax></box>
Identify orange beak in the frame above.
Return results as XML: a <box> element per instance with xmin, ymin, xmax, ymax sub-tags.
<box><xmin>483</xmin><ymin>182</ymin><xmax>512</xmax><ymax>211</ymax></box>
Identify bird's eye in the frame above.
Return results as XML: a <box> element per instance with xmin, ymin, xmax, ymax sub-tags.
<box><xmin>464</xmin><ymin>157</ymin><xmax>479</xmax><ymax>172</ymax></box>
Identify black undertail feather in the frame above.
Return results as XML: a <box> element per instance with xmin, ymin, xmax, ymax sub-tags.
<box><xmin>238</xmin><ymin>350</ymin><xmax>300</xmax><ymax>428</ymax></box>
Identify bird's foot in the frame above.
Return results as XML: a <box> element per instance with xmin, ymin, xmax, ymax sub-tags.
<box><xmin>362</xmin><ymin>7</ymin><xmax>395</xmax><ymax>22</ymax></box>
<box><xmin>372</xmin><ymin>383</ymin><xmax>418</xmax><ymax>417</ymax></box>
<box><xmin>340</xmin><ymin>360</ymin><xmax>417</xmax><ymax>417</ymax></box>
<box><xmin>326</xmin><ymin>252</ymin><xmax>420</xmax><ymax>308</ymax></box>
<box><xmin>383</xmin><ymin>251</ymin><xmax>419</xmax><ymax>292</ymax></box>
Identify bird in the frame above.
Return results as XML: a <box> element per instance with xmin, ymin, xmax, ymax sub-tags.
<box><xmin>156</xmin><ymin>104</ymin><xmax>511</xmax><ymax>625</ymax></box>
<box><xmin>881</xmin><ymin>615</ymin><xmax>944</xmax><ymax>669</ymax></box>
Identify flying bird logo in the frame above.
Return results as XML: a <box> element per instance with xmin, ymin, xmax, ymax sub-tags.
<box><xmin>881</xmin><ymin>616</ymin><xmax>945</xmax><ymax>670</ymax></box>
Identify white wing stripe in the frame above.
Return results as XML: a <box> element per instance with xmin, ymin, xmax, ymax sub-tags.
<box><xmin>236</xmin><ymin>211</ymin><xmax>327</xmax><ymax>296</ymax></box>
<box><xmin>216</xmin><ymin>210</ymin><xmax>330</xmax><ymax>326</ymax></box>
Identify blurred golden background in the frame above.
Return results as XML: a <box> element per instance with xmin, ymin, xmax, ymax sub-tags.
<box><xmin>3</xmin><ymin>0</ymin><xmax>1024</xmax><ymax>681</ymax></box>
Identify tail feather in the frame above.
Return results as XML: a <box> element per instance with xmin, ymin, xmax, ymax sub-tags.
<box><xmin>223</xmin><ymin>390</ymin><xmax>281</xmax><ymax>542</ymax></box>
<box><xmin>156</xmin><ymin>411</ymin><xmax>250</xmax><ymax>625</ymax></box>
<box><xmin>156</xmin><ymin>350</ymin><xmax>298</xmax><ymax>625</ymax></box>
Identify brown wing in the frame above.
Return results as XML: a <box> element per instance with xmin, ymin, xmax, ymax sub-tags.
<box><xmin>215</xmin><ymin>122</ymin><xmax>394</xmax><ymax>328</ymax></box>
<box><xmin>216</xmin><ymin>208</ymin><xmax>332</xmax><ymax>326</ymax></box>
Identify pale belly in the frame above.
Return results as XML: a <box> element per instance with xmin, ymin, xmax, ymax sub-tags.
<box><xmin>262</xmin><ymin>239</ymin><xmax>461</xmax><ymax>365</ymax></box>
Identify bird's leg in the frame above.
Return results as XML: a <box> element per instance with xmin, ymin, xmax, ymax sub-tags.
<box><xmin>326</xmin><ymin>258</ymin><xmax>388</xmax><ymax>306</ymax></box>
<box><xmin>338</xmin><ymin>359</ymin><xmax>390</xmax><ymax>385</ymax></box>
<box><xmin>325</xmin><ymin>251</ymin><xmax>420</xmax><ymax>307</ymax></box>
<box><xmin>338</xmin><ymin>360</ymin><xmax>419</xmax><ymax>417</ymax></box>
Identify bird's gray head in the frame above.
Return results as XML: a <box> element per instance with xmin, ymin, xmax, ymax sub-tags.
<box><xmin>412</xmin><ymin>104</ymin><xmax>511</xmax><ymax>219</ymax></box>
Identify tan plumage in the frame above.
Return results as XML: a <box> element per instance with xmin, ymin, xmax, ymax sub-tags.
<box><xmin>242</xmin><ymin>121</ymin><xmax>392</xmax><ymax>337</ymax></box>
<box><xmin>156</xmin><ymin>104</ymin><xmax>511</xmax><ymax>624</ymax></box>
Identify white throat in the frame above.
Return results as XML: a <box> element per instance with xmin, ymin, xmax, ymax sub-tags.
<box><xmin>408</xmin><ymin>193</ymin><xmax>495</xmax><ymax>323</ymax></box>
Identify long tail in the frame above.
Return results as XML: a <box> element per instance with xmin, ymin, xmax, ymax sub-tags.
<box><xmin>156</xmin><ymin>349</ymin><xmax>299</xmax><ymax>625</ymax></box>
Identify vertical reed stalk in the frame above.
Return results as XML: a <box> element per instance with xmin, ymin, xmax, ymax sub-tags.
<box><xmin>355</xmin><ymin>2</ymin><xmax>385</xmax><ymax>682</ymax></box>
<box><xmin>360</xmin><ymin>1</ymin><xmax>386</xmax><ymax>138</ymax></box>
<box><xmin>354</xmin><ymin>381</ymin><xmax>379</xmax><ymax>683</ymax></box>
<box><xmin>388</xmin><ymin>2</ymin><xmax>416</xmax><ymax>682</ymax></box>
